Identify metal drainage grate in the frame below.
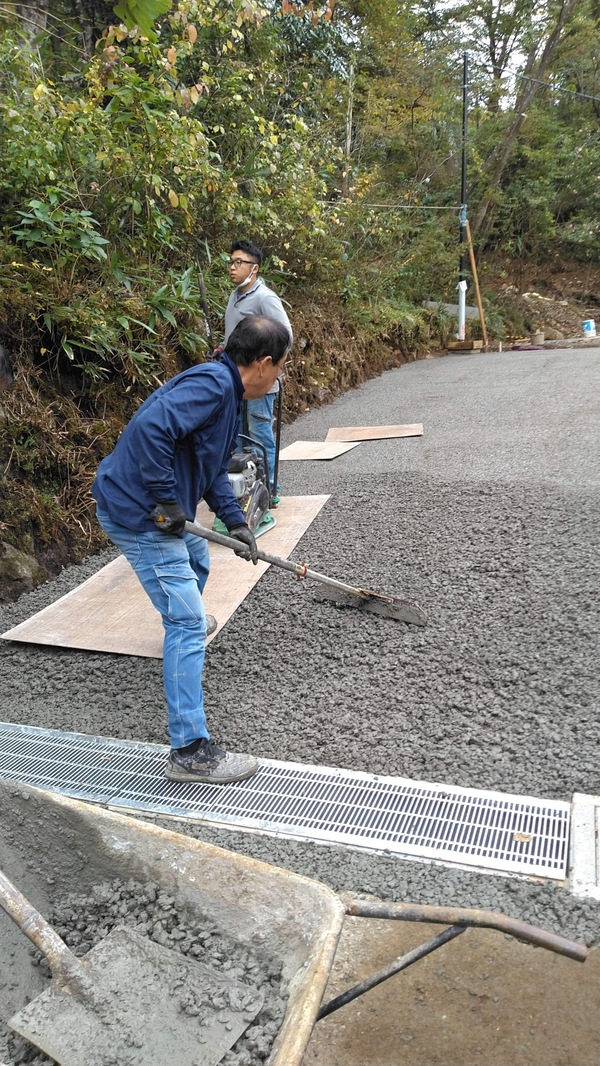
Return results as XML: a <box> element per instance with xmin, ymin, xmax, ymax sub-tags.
<box><xmin>0</xmin><ymin>722</ymin><xmax>570</xmax><ymax>879</ymax></box>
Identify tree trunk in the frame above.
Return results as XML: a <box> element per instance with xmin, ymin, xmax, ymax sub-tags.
<box><xmin>16</xmin><ymin>0</ymin><xmax>50</xmax><ymax>39</ymax></box>
<box><xmin>471</xmin><ymin>0</ymin><xmax>579</xmax><ymax>237</ymax></box>
<box><xmin>342</xmin><ymin>62</ymin><xmax>355</xmax><ymax>199</ymax></box>
<box><xmin>71</xmin><ymin>0</ymin><xmax>95</xmax><ymax>58</ymax></box>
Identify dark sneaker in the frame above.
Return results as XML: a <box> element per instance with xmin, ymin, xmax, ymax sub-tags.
<box><xmin>205</xmin><ymin>614</ymin><xmax>217</xmax><ymax>638</ymax></box>
<box><xmin>165</xmin><ymin>739</ymin><xmax>259</xmax><ymax>784</ymax></box>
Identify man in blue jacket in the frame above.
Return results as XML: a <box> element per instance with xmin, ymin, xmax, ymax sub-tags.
<box><xmin>93</xmin><ymin>315</ymin><xmax>290</xmax><ymax>784</ymax></box>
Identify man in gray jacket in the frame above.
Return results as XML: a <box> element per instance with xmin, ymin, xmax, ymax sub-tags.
<box><xmin>223</xmin><ymin>239</ymin><xmax>292</xmax><ymax>503</ymax></box>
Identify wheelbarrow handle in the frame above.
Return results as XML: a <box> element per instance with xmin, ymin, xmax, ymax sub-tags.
<box><xmin>340</xmin><ymin>896</ymin><xmax>588</xmax><ymax>962</ymax></box>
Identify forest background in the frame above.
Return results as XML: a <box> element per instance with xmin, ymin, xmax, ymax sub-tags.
<box><xmin>0</xmin><ymin>0</ymin><xmax>599</xmax><ymax>594</ymax></box>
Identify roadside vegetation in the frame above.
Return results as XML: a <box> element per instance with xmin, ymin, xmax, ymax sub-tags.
<box><xmin>0</xmin><ymin>0</ymin><xmax>599</xmax><ymax>586</ymax></box>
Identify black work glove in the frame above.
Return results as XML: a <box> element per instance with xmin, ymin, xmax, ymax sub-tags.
<box><xmin>229</xmin><ymin>524</ymin><xmax>258</xmax><ymax>565</ymax></box>
<box><xmin>152</xmin><ymin>500</ymin><xmax>187</xmax><ymax>536</ymax></box>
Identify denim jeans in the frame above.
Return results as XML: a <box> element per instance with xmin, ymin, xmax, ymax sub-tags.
<box><xmin>97</xmin><ymin>510</ymin><xmax>211</xmax><ymax>749</ymax></box>
<box><xmin>245</xmin><ymin>393</ymin><xmax>280</xmax><ymax>495</ymax></box>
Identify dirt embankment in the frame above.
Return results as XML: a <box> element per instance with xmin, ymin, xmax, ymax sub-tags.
<box><xmin>483</xmin><ymin>260</ymin><xmax>600</xmax><ymax>341</ymax></box>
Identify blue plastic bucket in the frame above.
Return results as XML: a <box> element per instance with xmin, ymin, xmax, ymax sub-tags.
<box><xmin>582</xmin><ymin>319</ymin><xmax>597</xmax><ymax>338</ymax></box>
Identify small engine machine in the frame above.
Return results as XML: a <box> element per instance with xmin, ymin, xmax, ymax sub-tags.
<box><xmin>226</xmin><ymin>438</ymin><xmax>274</xmax><ymax>535</ymax></box>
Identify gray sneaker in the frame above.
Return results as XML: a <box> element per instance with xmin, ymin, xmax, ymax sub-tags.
<box><xmin>165</xmin><ymin>739</ymin><xmax>259</xmax><ymax>784</ymax></box>
<box><xmin>205</xmin><ymin>614</ymin><xmax>217</xmax><ymax>638</ymax></box>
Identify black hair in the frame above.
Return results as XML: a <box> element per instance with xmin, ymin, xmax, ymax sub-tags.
<box><xmin>230</xmin><ymin>239</ymin><xmax>263</xmax><ymax>267</ymax></box>
<box><xmin>226</xmin><ymin>316</ymin><xmax>290</xmax><ymax>367</ymax></box>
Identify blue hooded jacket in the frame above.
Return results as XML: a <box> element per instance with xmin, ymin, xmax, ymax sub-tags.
<box><xmin>92</xmin><ymin>354</ymin><xmax>246</xmax><ymax>532</ymax></box>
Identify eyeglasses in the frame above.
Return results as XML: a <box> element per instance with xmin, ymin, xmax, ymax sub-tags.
<box><xmin>228</xmin><ymin>258</ymin><xmax>256</xmax><ymax>268</ymax></box>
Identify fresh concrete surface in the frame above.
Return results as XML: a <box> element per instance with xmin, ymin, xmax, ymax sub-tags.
<box><xmin>1</xmin><ymin>346</ymin><xmax>599</xmax><ymax>1054</ymax></box>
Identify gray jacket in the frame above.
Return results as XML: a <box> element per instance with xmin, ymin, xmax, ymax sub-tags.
<box><xmin>224</xmin><ymin>278</ymin><xmax>293</xmax><ymax>345</ymax></box>
<box><xmin>223</xmin><ymin>279</ymin><xmax>293</xmax><ymax>396</ymax></box>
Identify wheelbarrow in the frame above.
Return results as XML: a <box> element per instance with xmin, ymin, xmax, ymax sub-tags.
<box><xmin>0</xmin><ymin>778</ymin><xmax>587</xmax><ymax>1066</ymax></box>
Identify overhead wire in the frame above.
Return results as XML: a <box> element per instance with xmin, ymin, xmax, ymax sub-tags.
<box><xmin>478</xmin><ymin>59</ymin><xmax>600</xmax><ymax>105</ymax></box>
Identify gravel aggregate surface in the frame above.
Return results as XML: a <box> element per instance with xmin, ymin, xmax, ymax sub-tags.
<box><xmin>1</xmin><ymin>346</ymin><xmax>599</xmax><ymax>956</ymax></box>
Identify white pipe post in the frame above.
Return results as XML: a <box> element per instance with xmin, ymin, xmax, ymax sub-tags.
<box><xmin>457</xmin><ymin>279</ymin><xmax>467</xmax><ymax>340</ymax></box>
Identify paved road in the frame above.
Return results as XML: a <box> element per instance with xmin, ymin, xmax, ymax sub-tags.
<box><xmin>280</xmin><ymin>346</ymin><xmax>600</xmax><ymax>489</ymax></box>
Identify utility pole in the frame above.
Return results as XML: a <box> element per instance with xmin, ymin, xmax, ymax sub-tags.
<box><xmin>457</xmin><ymin>51</ymin><xmax>469</xmax><ymax>340</ymax></box>
<box><xmin>460</xmin><ymin>51</ymin><xmax>469</xmax><ymax>277</ymax></box>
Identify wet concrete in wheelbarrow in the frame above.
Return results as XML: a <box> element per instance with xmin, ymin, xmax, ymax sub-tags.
<box><xmin>0</xmin><ymin>859</ymin><xmax>286</xmax><ymax>1066</ymax></box>
<box><xmin>1</xmin><ymin>347</ymin><xmax>599</xmax><ymax>1064</ymax></box>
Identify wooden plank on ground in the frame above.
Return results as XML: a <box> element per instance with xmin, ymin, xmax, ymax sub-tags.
<box><xmin>325</xmin><ymin>424</ymin><xmax>423</xmax><ymax>442</ymax></box>
<box><xmin>279</xmin><ymin>440</ymin><xmax>361</xmax><ymax>461</ymax></box>
<box><xmin>1</xmin><ymin>495</ymin><xmax>330</xmax><ymax>659</ymax></box>
<box><xmin>446</xmin><ymin>340</ymin><xmax>484</xmax><ymax>351</ymax></box>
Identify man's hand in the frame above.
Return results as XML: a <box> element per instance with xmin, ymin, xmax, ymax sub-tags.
<box><xmin>229</xmin><ymin>524</ymin><xmax>258</xmax><ymax>565</ymax></box>
<box><xmin>152</xmin><ymin>500</ymin><xmax>187</xmax><ymax>536</ymax></box>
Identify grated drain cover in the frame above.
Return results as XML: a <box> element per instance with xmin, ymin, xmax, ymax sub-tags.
<box><xmin>0</xmin><ymin>723</ymin><xmax>570</xmax><ymax>879</ymax></box>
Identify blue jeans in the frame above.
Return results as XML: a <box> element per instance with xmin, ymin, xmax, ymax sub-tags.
<box><xmin>245</xmin><ymin>393</ymin><xmax>280</xmax><ymax>495</ymax></box>
<box><xmin>97</xmin><ymin>510</ymin><xmax>211</xmax><ymax>749</ymax></box>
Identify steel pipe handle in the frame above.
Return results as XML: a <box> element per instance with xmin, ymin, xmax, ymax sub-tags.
<box><xmin>0</xmin><ymin>868</ymin><xmax>92</xmax><ymax>991</ymax></box>
<box><xmin>341</xmin><ymin>896</ymin><xmax>588</xmax><ymax>962</ymax></box>
<box><xmin>184</xmin><ymin>520</ymin><xmax>354</xmax><ymax>586</ymax></box>
<box><xmin>183</xmin><ymin>521</ymin><xmax>427</xmax><ymax>624</ymax></box>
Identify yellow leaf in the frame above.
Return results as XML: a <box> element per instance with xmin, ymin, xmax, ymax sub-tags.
<box><xmin>167</xmin><ymin>47</ymin><xmax>177</xmax><ymax>65</ymax></box>
<box><xmin>513</xmin><ymin>832</ymin><xmax>533</xmax><ymax>844</ymax></box>
<box><xmin>187</xmin><ymin>23</ymin><xmax>198</xmax><ymax>44</ymax></box>
<box><xmin>270</xmin><ymin>134</ymin><xmax>278</xmax><ymax>145</ymax></box>
<box><xmin>168</xmin><ymin>189</ymin><xmax>179</xmax><ymax>207</ymax></box>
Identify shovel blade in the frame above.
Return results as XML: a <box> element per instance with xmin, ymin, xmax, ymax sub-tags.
<box><xmin>9</xmin><ymin>928</ymin><xmax>264</xmax><ymax>1066</ymax></box>
<box><xmin>316</xmin><ymin>585</ymin><xmax>427</xmax><ymax>626</ymax></box>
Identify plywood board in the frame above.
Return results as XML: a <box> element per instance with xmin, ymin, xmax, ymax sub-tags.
<box><xmin>325</xmin><ymin>424</ymin><xmax>423</xmax><ymax>442</ymax></box>
<box><xmin>1</xmin><ymin>496</ymin><xmax>329</xmax><ymax>659</ymax></box>
<box><xmin>279</xmin><ymin>440</ymin><xmax>361</xmax><ymax>461</ymax></box>
<box><xmin>446</xmin><ymin>340</ymin><xmax>484</xmax><ymax>351</ymax></box>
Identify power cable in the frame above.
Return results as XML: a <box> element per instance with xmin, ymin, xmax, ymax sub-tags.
<box><xmin>480</xmin><ymin>59</ymin><xmax>600</xmax><ymax>105</ymax></box>
<box><xmin>516</xmin><ymin>73</ymin><xmax>600</xmax><ymax>105</ymax></box>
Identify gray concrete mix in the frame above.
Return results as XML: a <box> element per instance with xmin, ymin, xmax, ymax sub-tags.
<box><xmin>1</xmin><ymin>346</ymin><xmax>599</xmax><ymax>1015</ymax></box>
<box><xmin>3</xmin><ymin>877</ymin><xmax>284</xmax><ymax>1066</ymax></box>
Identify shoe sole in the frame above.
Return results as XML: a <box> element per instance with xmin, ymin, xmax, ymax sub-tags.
<box><xmin>164</xmin><ymin>762</ymin><xmax>259</xmax><ymax>785</ymax></box>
